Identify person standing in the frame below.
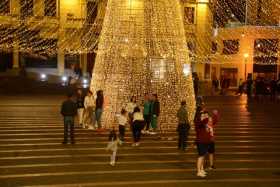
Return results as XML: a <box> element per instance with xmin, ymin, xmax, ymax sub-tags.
<box><xmin>61</xmin><ymin>92</ymin><xmax>77</xmax><ymax>144</ymax></box>
<box><xmin>176</xmin><ymin>101</ymin><xmax>190</xmax><ymax>151</ymax></box>
<box><xmin>95</xmin><ymin>90</ymin><xmax>104</xmax><ymax>130</ymax></box>
<box><xmin>194</xmin><ymin>106</ymin><xmax>211</xmax><ymax>178</ymax></box>
<box><xmin>206</xmin><ymin>109</ymin><xmax>220</xmax><ymax>170</ymax></box>
<box><xmin>118</xmin><ymin>108</ymin><xmax>128</xmax><ymax>144</ymax></box>
<box><xmin>150</xmin><ymin>94</ymin><xmax>160</xmax><ymax>134</ymax></box>
<box><xmin>246</xmin><ymin>76</ymin><xmax>253</xmax><ymax>101</ymax></box>
<box><xmin>83</xmin><ymin>90</ymin><xmax>95</xmax><ymax>129</ymax></box>
<box><xmin>125</xmin><ymin>96</ymin><xmax>137</xmax><ymax>128</ymax></box>
<box><xmin>76</xmin><ymin>89</ymin><xmax>85</xmax><ymax>127</ymax></box>
<box><xmin>143</xmin><ymin>94</ymin><xmax>152</xmax><ymax>134</ymax></box>
<box><xmin>132</xmin><ymin>107</ymin><xmax>145</xmax><ymax>146</ymax></box>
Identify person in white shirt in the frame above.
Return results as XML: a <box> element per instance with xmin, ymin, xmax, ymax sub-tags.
<box><xmin>132</xmin><ymin>107</ymin><xmax>145</xmax><ymax>146</ymax></box>
<box><xmin>125</xmin><ymin>96</ymin><xmax>137</xmax><ymax>127</ymax></box>
<box><xmin>83</xmin><ymin>91</ymin><xmax>95</xmax><ymax>129</ymax></box>
<box><xmin>118</xmin><ymin>109</ymin><xmax>128</xmax><ymax>144</ymax></box>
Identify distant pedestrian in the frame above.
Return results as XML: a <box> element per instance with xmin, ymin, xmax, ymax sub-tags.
<box><xmin>83</xmin><ymin>90</ymin><xmax>95</xmax><ymax>129</ymax></box>
<box><xmin>118</xmin><ymin>108</ymin><xmax>128</xmax><ymax>144</ymax></box>
<box><xmin>176</xmin><ymin>101</ymin><xmax>190</xmax><ymax>151</ymax></box>
<box><xmin>95</xmin><ymin>90</ymin><xmax>104</xmax><ymax>130</ymax></box>
<box><xmin>132</xmin><ymin>107</ymin><xmax>145</xmax><ymax>146</ymax></box>
<box><xmin>150</xmin><ymin>94</ymin><xmax>160</xmax><ymax>134</ymax></box>
<box><xmin>61</xmin><ymin>92</ymin><xmax>77</xmax><ymax>144</ymax></box>
<box><xmin>143</xmin><ymin>93</ymin><xmax>152</xmax><ymax>134</ymax></box>
<box><xmin>76</xmin><ymin>89</ymin><xmax>85</xmax><ymax>127</ymax></box>
<box><xmin>106</xmin><ymin>128</ymin><xmax>118</xmax><ymax>166</ymax></box>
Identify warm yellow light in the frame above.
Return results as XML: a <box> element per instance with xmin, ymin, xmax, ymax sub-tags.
<box><xmin>197</xmin><ymin>0</ymin><xmax>209</xmax><ymax>3</ymax></box>
<box><xmin>127</xmin><ymin>0</ymin><xmax>143</xmax><ymax>8</ymax></box>
<box><xmin>244</xmin><ymin>53</ymin><xmax>249</xmax><ymax>58</ymax></box>
<box><xmin>61</xmin><ymin>0</ymin><xmax>79</xmax><ymax>7</ymax></box>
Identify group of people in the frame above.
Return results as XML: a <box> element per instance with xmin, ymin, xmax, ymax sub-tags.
<box><xmin>238</xmin><ymin>77</ymin><xmax>280</xmax><ymax>102</ymax></box>
<box><xmin>176</xmin><ymin>99</ymin><xmax>219</xmax><ymax>178</ymax></box>
<box><xmin>60</xmin><ymin>89</ymin><xmax>104</xmax><ymax>144</ymax></box>
<box><xmin>60</xmin><ymin>89</ymin><xmax>219</xmax><ymax>178</ymax></box>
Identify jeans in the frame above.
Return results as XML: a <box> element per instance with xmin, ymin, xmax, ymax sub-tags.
<box><xmin>119</xmin><ymin>125</ymin><xmax>125</xmax><ymax>141</ymax></box>
<box><xmin>95</xmin><ymin>108</ymin><xmax>103</xmax><ymax>128</ymax></box>
<box><xmin>132</xmin><ymin>121</ymin><xmax>144</xmax><ymax>143</ymax></box>
<box><xmin>144</xmin><ymin>115</ymin><xmax>151</xmax><ymax>130</ymax></box>
<box><xmin>177</xmin><ymin>123</ymin><xmax>190</xmax><ymax>150</ymax></box>
<box><xmin>151</xmin><ymin>115</ymin><xmax>158</xmax><ymax>129</ymax></box>
<box><xmin>63</xmin><ymin>116</ymin><xmax>75</xmax><ymax>143</ymax></box>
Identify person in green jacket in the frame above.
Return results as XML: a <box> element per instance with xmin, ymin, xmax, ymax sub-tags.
<box><xmin>176</xmin><ymin>100</ymin><xmax>190</xmax><ymax>151</ymax></box>
<box><xmin>143</xmin><ymin>93</ymin><xmax>152</xmax><ymax>134</ymax></box>
<box><xmin>150</xmin><ymin>94</ymin><xmax>160</xmax><ymax>134</ymax></box>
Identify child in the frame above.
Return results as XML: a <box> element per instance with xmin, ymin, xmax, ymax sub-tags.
<box><xmin>118</xmin><ymin>109</ymin><xmax>128</xmax><ymax>145</ymax></box>
<box><xmin>106</xmin><ymin>128</ymin><xmax>118</xmax><ymax>166</ymax></box>
<box><xmin>207</xmin><ymin>109</ymin><xmax>220</xmax><ymax>170</ymax></box>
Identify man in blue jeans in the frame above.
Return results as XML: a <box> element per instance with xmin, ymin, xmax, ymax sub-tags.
<box><xmin>61</xmin><ymin>92</ymin><xmax>77</xmax><ymax>144</ymax></box>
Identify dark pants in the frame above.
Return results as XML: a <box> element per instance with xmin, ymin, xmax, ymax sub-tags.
<box><xmin>144</xmin><ymin>114</ymin><xmax>151</xmax><ymax>130</ymax></box>
<box><xmin>119</xmin><ymin>125</ymin><xmax>125</xmax><ymax>141</ymax></box>
<box><xmin>177</xmin><ymin>123</ymin><xmax>190</xmax><ymax>150</ymax></box>
<box><xmin>63</xmin><ymin>116</ymin><xmax>75</xmax><ymax>143</ymax></box>
<box><xmin>132</xmin><ymin>121</ymin><xmax>144</xmax><ymax>143</ymax></box>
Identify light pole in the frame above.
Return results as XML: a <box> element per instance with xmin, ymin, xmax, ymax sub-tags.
<box><xmin>244</xmin><ymin>53</ymin><xmax>249</xmax><ymax>80</ymax></box>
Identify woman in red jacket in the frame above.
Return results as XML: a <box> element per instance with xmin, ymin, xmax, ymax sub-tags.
<box><xmin>194</xmin><ymin>106</ymin><xmax>212</xmax><ymax>178</ymax></box>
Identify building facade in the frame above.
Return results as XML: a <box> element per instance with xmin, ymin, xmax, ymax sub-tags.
<box><xmin>1</xmin><ymin>0</ymin><xmax>279</xmax><ymax>88</ymax></box>
<box><xmin>0</xmin><ymin>0</ymin><xmax>103</xmax><ymax>76</ymax></box>
<box><xmin>181</xmin><ymin>0</ymin><xmax>280</xmax><ymax>88</ymax></box>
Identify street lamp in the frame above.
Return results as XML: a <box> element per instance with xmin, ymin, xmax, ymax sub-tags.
<box><xmin>244</xmin><ymin>53</ymin><xmax>249</xmax><ymax>80</ymax></box>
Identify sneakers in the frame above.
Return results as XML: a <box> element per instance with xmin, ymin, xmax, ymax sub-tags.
<box><xmin>88</xmin><ymin>126</ymin><xmax>94</xmax><ymax>130</ymax></box>
<box><xmin>197</xmin><ymin>171</ymin><xmax>207</xmax><ymax>178</ymax></box>
<box><xmin>207</xmin><ymin>165</ymin><xmax>216</xmax><ymax>170</ymax></box>
<box><xmin>110</xmin><ymin>161</ymin><xmax>115</xmax><ymax>166</ymax></box>
<box><xmin>132</xmin><ymin>142</ymin><xmax>140</xmax><ymax>147</ymax></box>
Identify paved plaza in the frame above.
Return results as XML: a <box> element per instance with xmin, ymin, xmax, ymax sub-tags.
<box><xmin>0</xmin><ymin>95</ymin><xmax>280</xmax><ymax>187</ymax></box>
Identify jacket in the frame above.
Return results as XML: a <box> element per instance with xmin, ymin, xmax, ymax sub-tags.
<box><xmin>177</xmin><ymin>106</ymin><xmax>189</xmax><ymax>124</ymax></box>
<box><xmin>61</xmin><ymin>99</ymin><xmax>77</xmax><ymax>116</ymax></box>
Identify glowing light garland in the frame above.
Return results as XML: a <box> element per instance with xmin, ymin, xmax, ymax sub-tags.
<box><xmin>90</xmin><ymin>0</ymin><xmax>196</xmax><ymax>129</ymax></box>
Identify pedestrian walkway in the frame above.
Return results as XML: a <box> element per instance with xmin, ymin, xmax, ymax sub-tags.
<box><xmin>0</xmin><ymin>96</ymin><xmax>280</xmax><ymax>187</ymax></box>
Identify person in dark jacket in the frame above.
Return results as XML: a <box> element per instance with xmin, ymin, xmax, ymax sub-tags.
<box><xmin>95</xmin><ymin>90</ymin><xmax>104</xmax><ymax>130</ymax></box>
<box><xmin>150</xmin><ymin>93</ymin><xmax>160</xmax><ymax>134</ymax></box>
<box><xmin>176</xmin><ymin>101</ymin><xmax>190</xmax><ymax>151</ymax></box>
<box><xmin>61</xmin><ymin>92</ymin><xmax>77</xmax><ymax>144</ymax></box>
<box><xmin>76</xmin><ymin>89</ymin><xmax>85</xmax><ymax>127</ymax></box>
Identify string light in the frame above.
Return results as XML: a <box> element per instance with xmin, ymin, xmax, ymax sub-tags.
<box><xmin>90</xmin><ymin>0</ymin><xmax>196</xmax><ymax>129</ymax></box>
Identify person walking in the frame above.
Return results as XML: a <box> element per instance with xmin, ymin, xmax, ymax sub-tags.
<box><xmin>150</xmin><ymin>94</ymin><xmax>160</xmax><ymax>135</ymax></box>
<box><xmin>132</xmin><ymin>107</ymin><xmax>145</xmax><ymax>146</ymax></box>
<box><xmin>118</xmin><ymin>108</ymin><xmax>128</xmax><ymax>144</ymax></box>
<box><xmin>76</xmin><ymin>89</ymin><xmax>85</xmax><ymax>127</ymax></box>
<box><xmin>83</xmin><ymin>90</ymin><xmax>95</xmax><ymax>129</ymax></box>
<box><xmin>61</xmin><ymin>92</ymin><xmax>77</xmax><ymax>144</ymax></box>
<box><xmin>176</xmin><ymin>101</ymin><xmax>190</xmax><ymax>151</ymax></box>
<box><xmin>143</xmin><ymin>94</ymin><xmax>152</xmax><ymax>134</ymax></box>
<box><xmin>106</xmin><ymin>128</ymin><xmax>118</xmax><ymax>166</ymax></box>
<box><xmin>95</xmin><ymin>90</ymin><xmax>104</xmax><ymax>130</ymax></box>
<box><xmin>194</xmin><ymin>106</ymin><xmax>212</xmax><ymax>178</ymax></box>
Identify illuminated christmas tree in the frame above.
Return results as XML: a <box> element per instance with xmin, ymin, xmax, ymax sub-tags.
<box><xmin>90</xmin><ymin>0</ymin><xmax>196</xmax><ymax>129</ymax></box>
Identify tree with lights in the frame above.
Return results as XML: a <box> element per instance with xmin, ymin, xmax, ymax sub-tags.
<box><xmin>90</xmin><ymin>0</ymin><xmax>196</xmax><ymax>129</ymax></box>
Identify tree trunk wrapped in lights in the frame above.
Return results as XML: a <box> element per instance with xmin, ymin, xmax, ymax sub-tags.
<box><xmin>90</xmin><ymin>0</ymin><xmax>196</xmax><ymax>129</ymax></box>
